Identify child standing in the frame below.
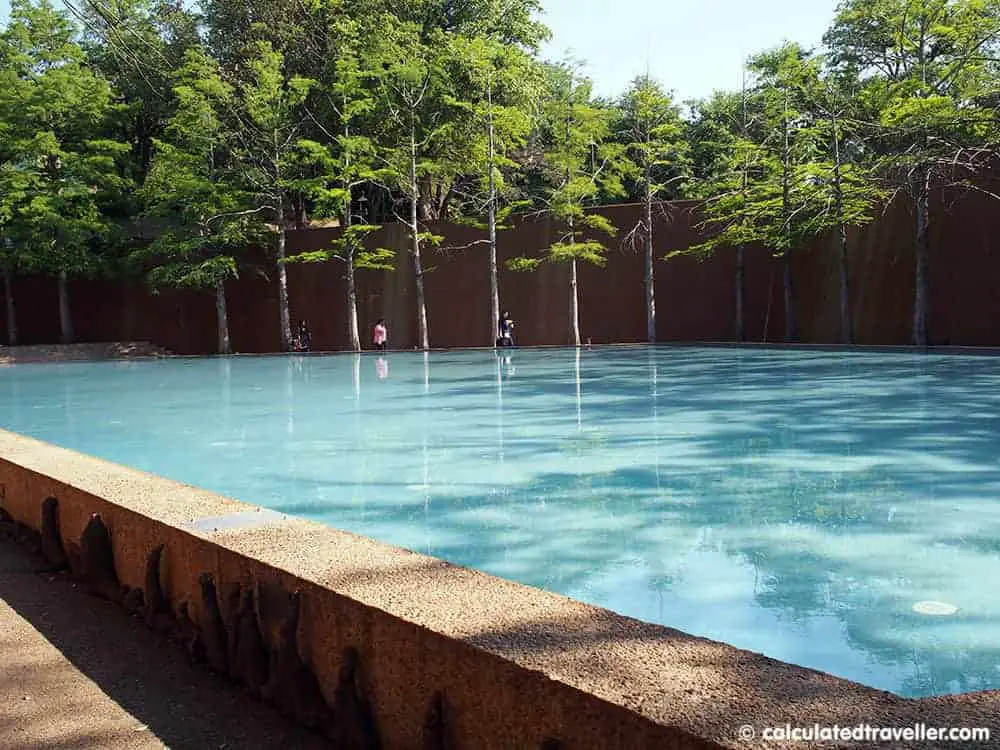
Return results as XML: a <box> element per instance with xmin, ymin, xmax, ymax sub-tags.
<box><xmin>373</xmin><ymin>319</ymin><xmax>388</xmax><ymax>351</ymax></box>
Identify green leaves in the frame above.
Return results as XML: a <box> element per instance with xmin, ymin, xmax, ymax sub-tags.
<box><xmin>505</xmin><ymin>256</ymin><xmax>541</xmax><ymax>272</ymax></box>
<box><xmin>0</xmin><ymin>0</ymin><xmax>130</xmax><ymax>279</ymax></box>
<box><xmin>826</xmin><ymin>0</ymin><xmax>1000</xmax><ymax>174</ymax></box>
<box><xmin>284</xmin><ymin>224</ymin><xmax>396</xmax><ymax>274</ymax></box>
<box><xmin>549</xmin><ymin>239</ymin><xmax>609</xmax><ymax>266</ymax></box>
<box><xmin>617</xmin><ymin>75</ymin><xmax>691</xmax><ymax>202</ymax></box>
<box><xmin>136</xmin><ymin>45</ymin><xmax>256</xmax><ymax>293</ymax></box>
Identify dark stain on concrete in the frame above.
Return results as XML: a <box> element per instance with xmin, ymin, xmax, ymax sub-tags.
<box><xmin>331</xmin><ymin>647</ymin><xmax>381</xmax><ymax>750</ymax></box>
<box><xmin>232</xmin><ymin>586</ymin><xmax>270</xmax><ymax>692</ymax></box>
<box><xmin>39</xmin><ymin>496</ymin><xmax>68</xmax><ymax>569</ymax></box>
<box><xmin>142</xmin><ymin>545</ymin><xmax>171</xmax><ymax>630</ymax></box>
<box><xmin>260</xmin><ymin>590</ymin><xmax>331</xmax><ymax>731</ymax></box>
<box><xmin>79</xmin><ymin>513</ymin><xmax>119</xmax><ymax>601</ymax></box>
<box><xmin>198</xmin><ymin>573</ymin><xmax>230</xmax><ymax>675</ymax></box>
<box><xmin>423</xmin><ymin>691</ymin><xmax>455</xmax><ymax>750</ymax></box>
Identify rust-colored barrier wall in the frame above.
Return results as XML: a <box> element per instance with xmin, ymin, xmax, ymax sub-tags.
<box><xmin>4</xmin><ymin>191</ymin><xmax>1000</xmax><ymax>353</ymax></box>
<box><xmin>1</xmin><ymin>429</ymin><xmax>997</xmax><ymax>750</ymax></box>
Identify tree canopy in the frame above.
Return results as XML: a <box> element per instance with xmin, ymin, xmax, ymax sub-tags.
<box><xmin>1</xmin><ymin>0</ymin><xmax>998</xmax><ymax>349</ymax></box>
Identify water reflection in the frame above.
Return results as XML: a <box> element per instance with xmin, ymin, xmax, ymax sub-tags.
<box><xmin>352</xmin><ymin>352</ymin><xmax>361</xmax><ymax>400</ymax></box>
<box><xmin>3</xmin><ymin>347</ymin><xmax>1000</xmax><ymax>697</ymax></box>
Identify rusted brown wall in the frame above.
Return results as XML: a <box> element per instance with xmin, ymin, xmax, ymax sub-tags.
<box><xmin>4</xmin><ymin>191</ymin><xmax>1000</xmax><ymax>353</ymax></box>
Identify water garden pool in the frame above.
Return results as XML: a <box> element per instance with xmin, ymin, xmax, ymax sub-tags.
<box><xmin>1</xmin><ymin>345</ymin><xmax>999</xmax><ymax>698</ymax></box>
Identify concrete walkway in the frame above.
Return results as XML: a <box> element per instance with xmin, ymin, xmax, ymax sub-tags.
<box><xmin>0</xmin><ymin>535</ymin><xmax>330</xmax><ymax>749</ymax></box>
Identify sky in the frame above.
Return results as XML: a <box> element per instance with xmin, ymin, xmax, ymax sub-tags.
<box><xmin>0</xmin><ymin>0</ymin><xmax>840</xmax><ymax>101</ymax></box>
<box><xmin>539</xmin><ymin>0</ymin><xmax>840</xmax><ymax>101</ymax></box>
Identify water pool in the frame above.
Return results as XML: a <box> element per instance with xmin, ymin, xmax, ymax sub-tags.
<box><xmin>1</xmin><ymin>346</ymin><xmax>999</xmax><ymax>698</ymax></box>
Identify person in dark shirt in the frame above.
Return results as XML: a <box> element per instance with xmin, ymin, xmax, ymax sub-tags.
<box><xmin>497</xmin><ymin>311</ymin><xmax>515</xmax><ymax>347</ymax></box>
<box><xmin>296</xmin><ymin>320</ymin><xmax>311</xmax><ymax>352</ymax></box>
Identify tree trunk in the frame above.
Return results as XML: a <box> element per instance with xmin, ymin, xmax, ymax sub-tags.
<box><xmin>343</xmin><ymin>117</ymin><xmax>361</xmax><ymax>354</ymax></box>
<box><xmin>735</xmin><ymin>245</ymin><xmax>745</xmax><ymax>342</ymax></box>
<box><xmin>4</xmin><ymin>269</ymin><xmax>17</xmax><ymax>346</ymax></box>
<box><xmin>644</xmin><ymin>174</ymin><xmax>656</xmax><ymax>343</ymax></box>
<box><xmin>411</xmin><ymin>115</ymin><xmax>430</xmax><ymax>351</ymax></box>
<box><xmin>832</xmin><ymin>114</ymin><xmax>852</xmax><ymax>345</ymax></box>
<box><xmin>737</xmin><ymin>69</ymin><xmax>748</xmax><ymax>344</ymax></box>
<box><xmin>487</xmin><ymin>77</ymin><xmax>500</xmax><ymax>348</ymax></box>
<box><xmin>346</xmin><ymin>251</ymin><xmax>360</xmax><ymax>352</ymax></box>
<box><xmin>275</xmin><ymin>199</ymin><xmax>292</xmax><ymax>352</ymax></box>
<box><xmin>837</xmin><ymin>222</ymin><xmax>851</xmax><ymax>345</ymax></box>
<box><xmin>569</xmin><ymin>251</ymin><xmax>581</xmax><ymax>347</ymax></box>
<box><xmin>215</xmin><ymin>279</ymin><xmax>231</xmax><ymax>355</ymax></box>
<box><xmin>912</xmin><ymin>166</ymin><xmax>931</xmax><ymax>346</ymax></box>
<box><xmin>783</xmin><ymin>251</ymin><xmax>797</xmax><ymax>343</ymax></box>
<box><xmin>781</xmin><ymin>99</ymin><xmax>797</xmax><ymax>343</ymax></box>
<box><xmin>58</xmin><ymin>270</ymin><xmax>73</xmax><ymax>345</ymax></box>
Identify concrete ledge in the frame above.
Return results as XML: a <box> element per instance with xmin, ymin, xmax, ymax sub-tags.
<box><xmin>0</xmin><ymin>428</ymin><xmax>997</xmax><ymax>749</ymax></box>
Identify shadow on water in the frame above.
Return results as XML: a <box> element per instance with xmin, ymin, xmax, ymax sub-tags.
<box><xmin>3</xmin><ymin>347</ymin><xmax>1000</xmax><ymax>698</ymax></box>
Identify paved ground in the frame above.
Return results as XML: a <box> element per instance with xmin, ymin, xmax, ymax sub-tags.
<box><xmin>0</xmin><ymin>534</ymin><xmax>331</xmax><ymax>750</ymax></box>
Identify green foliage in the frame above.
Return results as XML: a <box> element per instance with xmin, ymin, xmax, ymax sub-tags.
<box><xmin>135</xmin><ymin>48</ymin><xmax>255</xmax><ymax>292</ymax></box>
<box><xmin>505</xmin><ymin>256</ymin><xmax>541</xmax><ymax>272</ymax></box>
<box><xmin>3</xmin><ymin>0</ymin><xmax>1000</xmax><ymax>352</ymax></box>
<box><xmin>616</xmin><ymin>75</ymin><xmax>691</xmax><ymax>202</ymax></box>
<box><xmin>825</xmin><ymin>0</ymin><xmax>1000</xmax><ymax>177</ymax></box>
<box><xmin>284</xmin><ymin>224</ymin><xmax>396</xmax><ymax>273</ymax></box>
<box><xmin>681</xmin><ymin>43</ymin><xmax>885</xmax><ymax>263</ymax></box>
<box><xmin>446</xmin><ymin>35</ymin><xmax>542</xmax><ymax>217</ymax></box>
<box><xmin>80</xmin><ymin>0</ymin><xmax>201</xmax><ymax>186</ymax></box>
<box><xmin>0</xmin><ymin>0</ymin><xmax>130</xmax><ymax>281</ymax></box>
<box><xmin>508</xmin><ymin>62</ymin><xmax>622</xmax><ymax>271</ymax></box>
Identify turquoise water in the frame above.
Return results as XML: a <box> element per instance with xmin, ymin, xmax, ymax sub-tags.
<box><xmin>1</xmin><ymin>346</ymin><xmax>999</xmax><ymax>698</ymax></box>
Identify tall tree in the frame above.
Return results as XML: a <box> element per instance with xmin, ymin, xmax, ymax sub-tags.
<box><xmin>450</xmin><ymin>36</ymin><xmax>539</xmax><ymax>344</ymax></box>
<box><xmin>685</xmin><ymin>46</ymin><xmax>828</xmax><ymax>343</ymax></box>
<box><xmin>0</xmin><ymin>0</ymin><xmax>130</xmax><ymax>344</ymax></box>
<box><xmin>748</xmin><ymin>44</ymin><xmax>829</xmax><ymax>343</ymax></box>
<box><xmin>510</xmin><ymin>63</ymin><xmax>622</xmax><ymax>347</ymax></box>
<box><xmin>617</xmin><ymin>74</ymin><xmax>689</xmax><ymax>342</ymax></box>
<box><xmin>799</xmin><ymin>68</ymin><xmax>885</xmax><ymax>344</ymax></box>
<box><xmin>685</xmin><ymin>86</ymin><xmax>756</xmax><ymax>340</ymax></box>
<box><xmin>825</xmin><ymin>0</ymin><xmax>1000</xmax><ymax>345</ymax></box>
<box><xmin>226</xmin><ymin>40</ymin><xmax>313</xmax><ymax>352</ymax></box>
<box><xmin>372</xmin><ymin>16</ymin><xmax>458</xmax><ymax>350</ymax></box>
<box><xmin>285</xmin><ymin>15</ymin><xmax>394</xmax><ymax>352</ymax></box>
<box><xmin>0</xmin><ymin>164</ymin><xmax>34</xmax><ymax>346</ymax></box>
<box><xmin>79</xmin><ymin>0</ymin><xmax>201</xmax><ymax>185</ymax></box>
<box><xmin>136</xmin><ymin>48</ymin><xmax>261</xmax><ymax>355</ymax></box>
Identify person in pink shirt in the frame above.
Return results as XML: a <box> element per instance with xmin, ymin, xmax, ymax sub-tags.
<box><xmin>373</xmin><ymin>319</ymin><xmax>388</xmax><ymax>351</ymax></box>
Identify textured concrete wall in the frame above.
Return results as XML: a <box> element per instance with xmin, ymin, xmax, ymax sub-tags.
<box><xmin>1</xmin><ymin>430</ymin><xmax>998</xmax><ymax>749</ymax></box>
<box><xmin>4</xmin><ymin>190</ymin><xmax>1000</xmax><ymax>353</ymax></box>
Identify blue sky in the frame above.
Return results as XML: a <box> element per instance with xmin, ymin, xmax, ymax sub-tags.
<box><xmin>539</xmin><ymin>0</ymin><xmax>839</xmax><ymax>101</ymax></box>
<box><xmin>1</xmin><ymin>0</ymin><xmax>839</xmax><ymax>100</ymax></box>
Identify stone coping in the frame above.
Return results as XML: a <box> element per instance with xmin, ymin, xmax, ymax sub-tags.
<box><xmin>0</xmin><ymin>427</ymin><xmax>997</xmax><ymax>749</ymax></box>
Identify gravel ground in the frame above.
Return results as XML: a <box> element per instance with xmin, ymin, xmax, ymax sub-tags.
<box><xmin>0</xmin><ymin>534</ymin><xmax>331</xmax><ymax>750</ymax></box>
